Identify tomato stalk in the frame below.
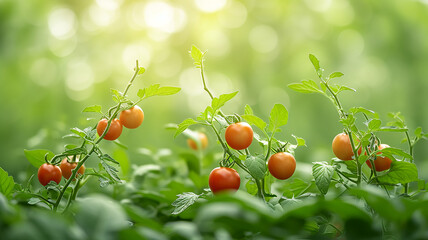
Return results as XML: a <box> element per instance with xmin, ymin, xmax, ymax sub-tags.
<box><xmin>53</xmin><ymin>61</ymin><xmax>141</xmax><ymax>212</ymax></box>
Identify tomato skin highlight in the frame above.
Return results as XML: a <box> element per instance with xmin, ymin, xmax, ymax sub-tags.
<box><xmin>59</xmin><ymin>158</ymin><xmax>85</xmax><ymax>180</ymax></box>
<box><xmin>225</xmin><ymin>122</ymin><xmax>253</xmax><ymax>150</ymax></box>
<box><xmin>119</xmin><ymin>106</ymin><xmax>144</xmax><ymax>129</ymax></box>
<box><xmin>366</xmin><ymin>144</ymin><xmax>392</xmax><ymax>171</ymax></box>
<box><xmin>38</xmin><ymin>164</ymin><xmax>62</xmax><ymax>186</ymax></box>
<box><xmin>96</xmin><ymin>118</ymin><xmax>123</xmax><ymax>141</ymax></box>
<box><xmin>187</xmin><ymin>132</ymin><xmax>208</xmax><ymax>150</ymax></box>
<box><xmin>209</xmin><ymin>167</ymin><xmax>240</xmax><ymax>194</ymax></box>
<box><xmin>332</xmin><ymin>133</ymin><xmax>359</xmax><ymax>160</ymax></box>
<box><xmin>268</xmin><ymin>152</ymin><xmax>296</xmax><ymax>180</ymax></box>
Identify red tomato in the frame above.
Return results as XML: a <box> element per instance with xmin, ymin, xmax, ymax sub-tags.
<box><xmin>225</xmin><ymin>122</ymin><xmax>253</xmax><ymax>150</ymax></box>
<box><xmin>119</xmin><ymin>106</ymin><xmax>144</xmax><ymax>129</ymax></box>
<box><xmin>96</xmin><ymin>118</ymin><xmax>123</xmax><ymax>141</ymax></box>
<box><xmin>332</xmin><ymin>133</ymin><xmax>361</xmax><ymax>160</ymax></box>
<box><xmin>366</xmin><ymin>144</ymin><xmax>392</xmax><ymax>171</ymax></box>
<box><xmin>59</xmin><ymin>158</ymin><xmax>85</xmax><ymax>180</ymax></box>
<box><xmin>187</xmin><ymin>132</ymin><xmax>208</xmax><ymax>150</ymax></box>
<box><xmin>38</xmin><ymin>163</ymin><xmax>62</xmax><ymax>186</ymax></box>
<box><xmin>268</xmin><ymin>152</ymin><xmax>296</xmax><ymax>180</ymax></box>
<box><xmin>209</xmin><ymin>167</ymin><xmax>240</xmax><ymax>194</ymax></box>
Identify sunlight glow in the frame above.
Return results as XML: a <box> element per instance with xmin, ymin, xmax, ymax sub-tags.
<box><xmin>249</xmin><ymin>25</ymin><xmax>278</xmax><ymax>53</ymax></box>
<box><xmin>195</xmin><ymin>0</ymin><xmax>227</xmax><ymax>13</ymax></box>
<box><xmin>144</xmin><ymin>2</ymin><xmax>187</xmax><ymax>33</ymax></box>
<box><xmin>48</xmin><ymin>7</ymin><xmax>76</xmax><ymax>39</ymax></box>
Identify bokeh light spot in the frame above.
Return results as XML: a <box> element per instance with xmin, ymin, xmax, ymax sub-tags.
<box><xmin>30</xmin><ymin>58</ymin><xmax>57</xmax><ymax>87</ymax></box>
<box><xmin>219</xmin><ymin>0</ymin><xmax>247</xmax><ymax>28</ymax></box>
<box><xmin>48</xmin><ymin>7</ymin><xmax>76</xmax><ymax>39</ymax></box>
<box><xmin>249</xmin><ymin>25</ymin><xmax>278</xmax><ymax>53</ymax></box>
<box><xmin>195</xmin><ymin>0</ymin><xmax>227</xmax><ymax>13</ymax></box>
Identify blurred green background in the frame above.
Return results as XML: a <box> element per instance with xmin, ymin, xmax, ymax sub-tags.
<box><xmin>1</xmin><ymin>0</ymin><xmax>427</xmax><ymax>180</ymax></box>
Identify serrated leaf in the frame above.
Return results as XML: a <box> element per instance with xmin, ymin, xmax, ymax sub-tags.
<box><xmin>335</xmin><ymin>85</ymin><xmax>356</xmax><ymax>94</ymax></box>
<box><xmin>155</xmin><ymin>87</ymin><xmax>181</xmax><ymax>96</ymax></box>
<box><xmin>244</xmin><ymin>104</ymin><xmax>254</xmax><ymax>115</ymax></box>
<box><xmin>0</xmin><ymin>167</ymin><xmax>15</xmax><ymax>199</ymax></box>
<box><xmin>309</xmin><ymin>54</ymin><xmax>320</xmax><ymax>70</ymax></box>
<box><xmin>288</xmin><ymin>80</ymin><xmax>322</xmax><ymax>94</ymax></box>
<box><xmin>241</xmin><ymin>114</ymin><xmax>267</xmax><ymax>131</ymax></box>
<box><xmin>377</xmin><ymin>161</ymin><xmax>418</xmax><ymax>185</ymax></box>
<box><xmin>414</xmin><ymin>127</ymin><xmax>423</xmax><ymax>138</ymax></box>
<box><xmin>268</xmin><ymin>104</ymin><xmax>288</xmax><ymax>132</ymax></box>
<box><xmin>82</xmin><ymin>105</ymin><xmax>102</xmax><ymax>114</ymax></box>
<box><xmin>379</xmin><ymin>147</ymin><xmax>413</xmax><ymax>160</ymax></box>
<box><xmin>24</xmin><ymin>149</ymin><xmax>54</xmax><ymax>168</ymax></box>
<box><xmin>329</xmin><ymin>72</ymin><xmax>344</xmax><ymax>79</ymax></box>
<box><xmin>172</xmin><ymin>192</ymin><xmax>200</xmax><ymax>215</ymax></box>
<box><xmin>312</xmin><ymin>162</ymin><xmax>335</xmax><ymax>195</ymax></box>
<box><xmin>175</xmin><ymin>118</ymin><xmax>199</xmax><ymax>138</ymax></box>
<box><xmin>100</xmin><ymin>154</ymin><xmax>120</xmax><ymax>164</ymax></box>
<box><xmin>211</xmin><ymin>92</ymin><xmax>238</xmax><ymax>112</ymax></box>
<box><xmin>245</xmin><ymin>155</ymin><xmax>267</xmax><ymax>180</ymax></box>
<box><xmin>63</xmin><ymin>147</ymin><xmax>87</xmax><ymax>156</ymax></box>
<box><xmin>100</xmin><ymin>161</ymin><xmax>121</xmax><ymax>182</ymax></box>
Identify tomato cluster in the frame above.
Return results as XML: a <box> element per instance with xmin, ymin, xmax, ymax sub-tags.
<box><xmin>332</xmin><ymin>133</ymin><xmax>392</xmax><ymax>171</ymax></box>
<box><xmin>96</xmin><ymin>106</ymin><xmax>144</xmax><ymax>141</ymax></box>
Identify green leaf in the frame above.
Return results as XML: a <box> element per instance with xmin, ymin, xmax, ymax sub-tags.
<box><xmin>288</xmin><ymin>80</ymin><xmax>322</xmax><ymax>94</ymax></box>
<box><xmin>245</xmin><ymin>155</ymin><xmax>267</xmax><ymax>181</ymax></box>
<box><xmin>155</xmin><ymin>87</ymin><xmax>181</xmax><ymax>96</ymax></box>
<box><xmin>268</xmin><ymin>104</ymin><xmax>288</xmax><ymax>132</ymax></box>
<box><xmin>137</xmin><ymin>88</ymin><xmax>145</xmax><ymax>98</ymax></box>
<box><xmin>172</xmin><ymin>192</ymin><xmax>200</xmax><ymax>215</ymax></box>
<box><xmin>24</xmin><ymin>149</ymin><xmax>54</xmax><ymax>168</ymax></box>
<box><xmin>309</xmin><ymin>54</ymin><xmax>320</xmax><ymax>70</ymax></box>
<box><xmin>368</xmin><ymin>119</ymin><xmax>382</xmax><ymax>130</ymax></box>
<box><xmin>63</xmin><ymin>147</ymin><xmax>87</xmax><ymax>156</ymax></box>
<box><xmin>100</xmin><ymin>161</ymin><xmax>121</xmax><ymax>182</ymax></box>
<box><xmin>329</xmin><ymin>72</ymin><xmax>344</xmax><ymax>79</ymax></box>
<box><xmin>190</xmin><ymin>45</ymin><xmax>204</xmax><ymax>67</ymax></box>
<box><xmin>0</xmin><ymin>167</ymin><xmax>15</xmax><ymax>199</ymax></box>
<box><xmin>175</xmin><ymin>118</ymin><xmax>199</xmax><ymax>138</ymax></box>
<box><xmin>82</xmin><ymin>105</ymin><xmax>102</xmax><ymax>114</ymax></box>
<box><xmin>379</xmin><ymin>147</ymin><xmax>413</xmax><ymax>160</ymax></box>
<box><xmin>100</xmin><ymin>154</ymin><xmax>119</xmax><ymax>164</ymax></box>
<box><xmin>241</xmin><ymin>114</ymin><xmax>267</xmax><ymax>131</ymax></box>
<box><xmin>377</xmin><ymin>161</ymin><xmax>418</xmax><ymax>185</ymax></box>
<box><xmin>292</xmin><ymin>134</ymin><xmax>306</xmax><ymax>146</ymax></box>
<box><xmin>211</xmin><ymin>92</ymin><xmax>238</xmax><ymax>113</ymax></box>
<box><xmin>312</xmin><ymin>162</ymin><xmax>335</xmax><ymax>195</ymax></box>
<box><xmin>349</xmin><ymin>107</ymin><xmax>379</xmax><ymax>119</ymax></box>
<box><xmin>138</xmin><ymin>67</ymin><xmax>146</xmax><ymax>75</ymax></box>
<box><xmin>244</xmin><ymin>104</ymin><xmax>254</xmax><ymax>115</ymax></box>
<box><xmin>330</xmin><ymin>85</ymin><xmax>356</xmax><ymax>94</ymax></box>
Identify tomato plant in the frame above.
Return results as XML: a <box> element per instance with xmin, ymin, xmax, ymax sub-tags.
<box><xmin>268</xmin><ymin>152</ymin><xmax>296</xmax><ymax>180</ymax></box>
<box><xmin>119</xmin><ymin>105</ymin><xmax>144</xmax><ymax>129</ymax></box>
<box><xmin>225</xmin><ymin>122</ymin><xmax>253</xmax><ymax>150</ymax></box>
<box><xmin>208</xmin><ymin>167</ymin><xmax>241</xmax><ymax>194</ymax></box>
<box><xmin>38</xmin><ymin>163</ymin><xmax>62</xmax><ymax>186</ymax></box>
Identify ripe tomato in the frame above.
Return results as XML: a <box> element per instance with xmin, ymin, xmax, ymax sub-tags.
<box><xmin>97</xmin><ymin>118</ymin><xmax>123</xmax><ymax>141</ymax></box>
<box><xmin>38</xmin><ymin>163</ymin><xmax>62</xmax><ymax>186</ymax></box>
<box><xmin>225</xmin><ymin>122</ymin><xmax>253</xmax><ymax>150</ymax></box>
<box><xmin>119</xmin><ymin>106</ymin><xmax>144</xmax><ymax>129</ymax></box>
<box><xmin>332</xmin><ymin>133</ymin><xmax>360</xmax><ymax>161</ymax></box>
<box><xmin>59</xmin><ymin>158</ymin><xmax>85</xmax><ymax>180</ymax></box>
<box><xmin>366</xmin><ymin>144</ymin><xmax>392</xmax><ymax>171</ymax></box>
<box><xmin>187</xmin><ymin>132</ymin><xmax>208</xmax><ymax>150</ymax></box>
<box><xmin>268</xmin><ymin>152</ymin><xmax>296</xmax><ymax>180</ymax></box>
<box><xmin>209</xmin><ymin>167</ymin><xmax>240</xmax><ymax>194</ymax></box>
